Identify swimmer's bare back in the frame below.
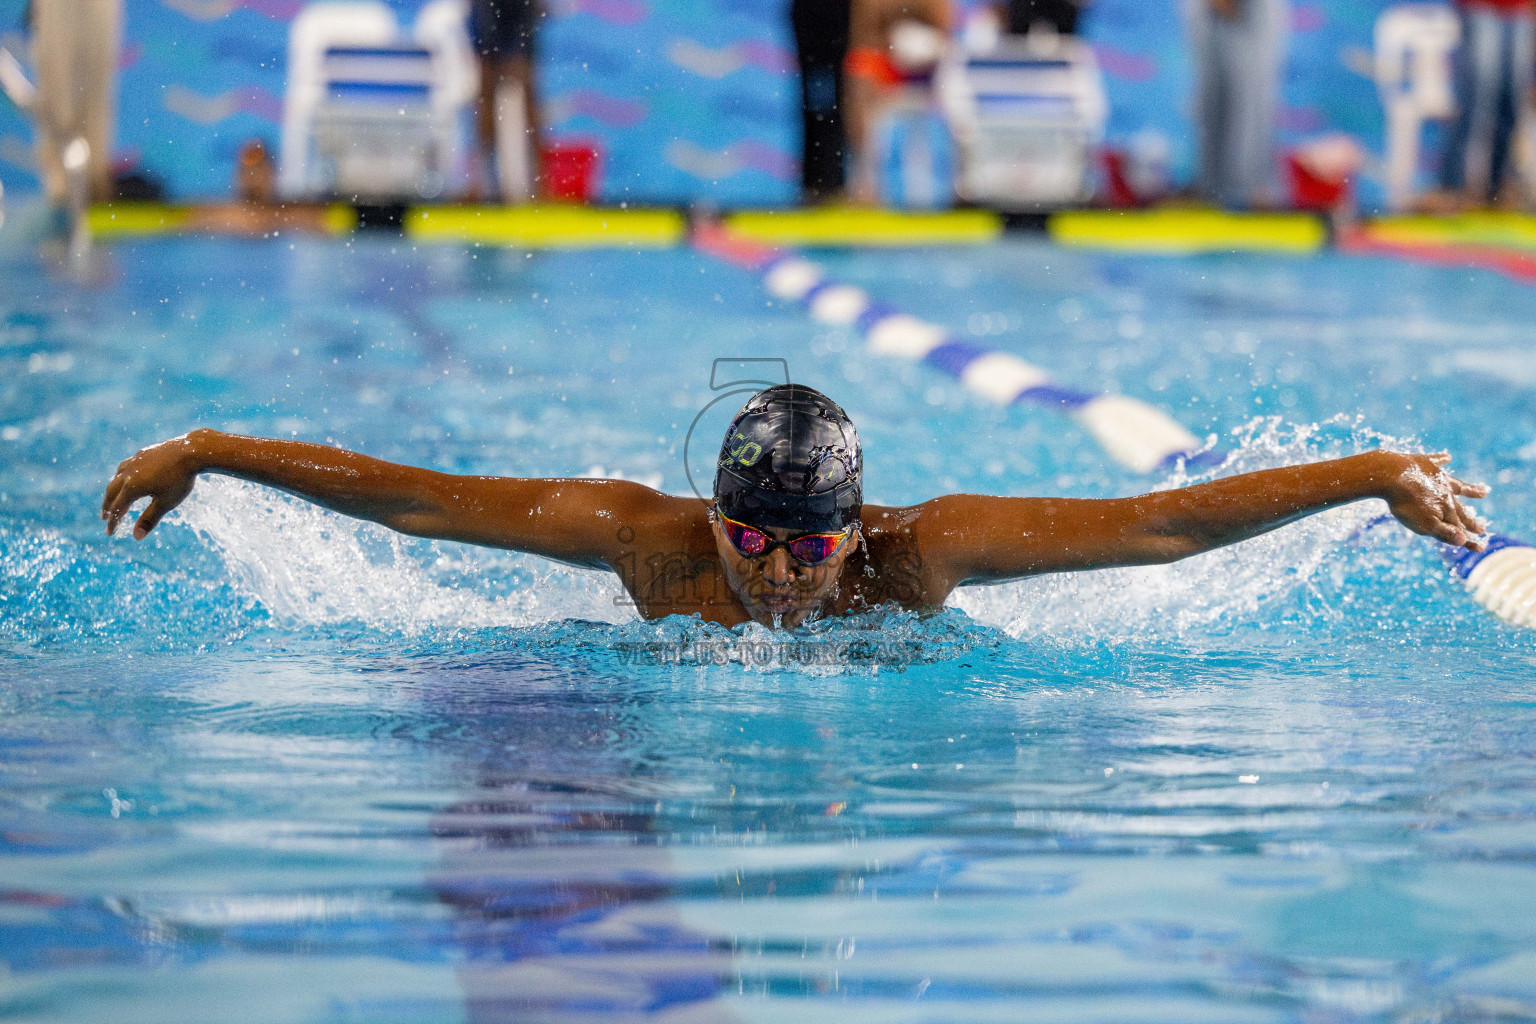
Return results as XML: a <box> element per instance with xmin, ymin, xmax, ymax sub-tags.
<box><xmin>102</xmin><ymin>429</ymin><xmax>1489</xmax><ymax>627</ymax></box>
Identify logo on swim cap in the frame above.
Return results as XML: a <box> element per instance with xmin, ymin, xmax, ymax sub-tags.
<box><xmin>712</xmin><ymin>384</ymin><xmax>862</xmax><ymax>532</ymax></box>
<box><xmin>720</xmin><ymin>430</ymin><xmax>765</xmax><ymax>469</ymax></box>
<box><xmin>806</xmin><ymin>443</ymin><xmax>856</xmax><ymax>490</ymax></box>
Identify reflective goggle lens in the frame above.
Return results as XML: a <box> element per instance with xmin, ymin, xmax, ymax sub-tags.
<box><xmin>718</xmin><ymin>512</ymin><xmax>850</xmax><ymax>566</ymax></box>
<box><xmin>722</xmin><ymin>517</ymin><xmax>769</xmax><ymax>556</ymax></box>
<box><xmin>786</xmin><ymin>533</ymin><xmax>846</xmax><ymax>564</ymax></box>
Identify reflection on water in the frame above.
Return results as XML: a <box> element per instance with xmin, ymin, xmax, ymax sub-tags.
<box><xmin>5</xmin><ymin>621</ymin><xmax>1536</xmax><ymax>1021</ymax></box>
<box><xmin>3</xmin><ymin>239</ymin><xmax>1536</xmax><ymax>1021</ymax></box>
<box><xmin>424</xmin><ymin>655</ymin><xmax>726</xmax><ymax>1021</ymax></box>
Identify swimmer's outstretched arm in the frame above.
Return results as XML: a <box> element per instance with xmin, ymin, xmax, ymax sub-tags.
<box><xmin>101</xmin><ymin>429</ymin><xmax>679</xmax><ymax>570</ymax></box>
<box><xmin>917</xmin><ymin>450</ymin><xmax>1489</xmax><ymax>587</ymax></box>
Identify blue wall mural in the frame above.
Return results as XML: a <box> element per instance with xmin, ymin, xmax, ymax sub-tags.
<box><xmin>0</xmin><ymin>0</ymin><xmax>1424</xmax><ymax>208</ymax></box>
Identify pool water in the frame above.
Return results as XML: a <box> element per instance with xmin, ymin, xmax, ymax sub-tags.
<box><xmin>2</xmin><ymin>233</ymin><xmax>1535</xmax><ymax>1023</ymax></box>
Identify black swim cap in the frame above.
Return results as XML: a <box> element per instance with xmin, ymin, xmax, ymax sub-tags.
<box><xmin>713</xmin><ymin>384</ymin><xmax>862</xmax><ymax>532</ymax></box>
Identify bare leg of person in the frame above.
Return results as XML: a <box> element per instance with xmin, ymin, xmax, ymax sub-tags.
<box><xmin>506</xmin><ymin>56</ymin><xmax>544</xmax><ymax>198</ymax></box>
<box><xmin>845</xmin><ymin>73</ymin><xmax>879</xmax><ymax>204</ymax></box>
<box><xmin>471</xmin><ymin>56</ymin><xmax>500</xmax><ymax>200</ymax></box>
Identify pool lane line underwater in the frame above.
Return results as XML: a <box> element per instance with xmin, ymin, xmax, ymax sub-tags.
<box><xmin>692</xmin><ymin>221</ymin><xmax>1536</xmax><ymax>630</ymax></box>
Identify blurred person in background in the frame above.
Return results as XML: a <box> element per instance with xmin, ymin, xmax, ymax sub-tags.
<box><xmin>185</xmin><ymin>139</ymin><xmax>333</xmax><ymax>235</ymax></box>
<box><xmin>791</xmin><ymin>0</ymin><xmax>852</xmax><ymax>203</ymax></box>
<box><xmin>844</xmin><ymin>0</ymin><xmax>954</xmax><ymax>203</ymax></box>
<box><xmin>1431</xmin><ymin>0</ymin><xmax>1534</xmax><ymax>209</ymax></box>
<box><xmin>470</xmin><ymin>0</ymin><xmax>544</xmax><ymax>201</ymax></box>
<box><xmin>1186</xmin><ymin>0</ymin><xmax>1289</xmax><ymax>209</ymax></box>
<box><xmin>28</xmin><ymin>0</ymin><xmax>121</xmax><ymax>206</ymax></box>
<box><xmin>233</xmin><ymin>139</ymin><xmax>278</xmax><ymax>205</ymax></box>
<box><xmin>1001</xmin><ymin>0</ymin><xmax>1085</xmax><ymax>36</ymax></box>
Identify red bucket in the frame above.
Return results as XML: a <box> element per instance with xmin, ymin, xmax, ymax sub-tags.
<box><xmin>1098</xmin><ymin>149</ymin><xmax>1140</xmax><ymax>208</ymax></box>
<box><xmin>1285</xmin><ymin>151</ymin><xmax>1350</xmax><ymax>211</ymax></box>
<box><xmin>543</xmin><ymin>142</ymin><xmax>602</xmax><ymax>203</ymax></box>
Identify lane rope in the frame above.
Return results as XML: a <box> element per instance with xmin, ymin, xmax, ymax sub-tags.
<box><xmin>693</xmin><ymin>222</ymin><xmax>1222</xmax><ymax>475</ymax></box>
<box><xmin>692</xmin><ymin>221</ymin><xmax>1536</xmax><ymax>630</ymax></box>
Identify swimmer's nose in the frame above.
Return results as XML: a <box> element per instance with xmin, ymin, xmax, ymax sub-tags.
<box><xmin>761</xmin><ymin>547</ymin><xmax>796</xmax><ymax>587</ymax></box>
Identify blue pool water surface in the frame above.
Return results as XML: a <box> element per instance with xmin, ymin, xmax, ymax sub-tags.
<box><xmin>2</xmin><ymin>234</ymin><xmax>1536</xmax><ymax>1022</ymax></box>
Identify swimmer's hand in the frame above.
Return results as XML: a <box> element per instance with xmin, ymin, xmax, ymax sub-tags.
<box><xmin>102</xmin><ymin>432</ymin><xmax>203</xmax><ymax>538</ymax></box>
<box><xmin>1381</xmin><ymin>451</ymin><xmax>1490</xmax><ymax>552</ymax></box>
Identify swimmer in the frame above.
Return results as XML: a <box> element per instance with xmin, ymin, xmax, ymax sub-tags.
<box><xmin>181</xmin><ymin>140</ymin><xmax>335</xmax><ymax>237</ymax></box>
<box><xmin>101</xmin><ymin>384</ymin><xmax>1489</xmax><ymax>629</ymax></box>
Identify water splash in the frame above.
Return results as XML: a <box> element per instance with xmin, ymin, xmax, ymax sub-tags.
<box><xmin>153</xmin><ymin>419</ymin><xmax>1455</xmax><ymax>644</ymax></box>
<box><xmin>0</xmin><ymin>518</ymin><xmax>260</xmax><ymax>651</ymax></box>
<box><xmin>442</xmin><ymin>604</ymin><xmax>1002</xmax><ymax>680</ymax></box>
<box><xmin>176</xmin><ymin>477</ymin><xmax>632</xmax><ymax>631</ymax></box>
<box><xmin>954</xmin><ymin>417</ymin><xmax>1437</xmax><ymax>641</ymax></box>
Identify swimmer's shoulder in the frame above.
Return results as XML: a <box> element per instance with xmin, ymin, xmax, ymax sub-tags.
<box><xmin>860</xmin><ymin>503</ymin><xmax>914</xmax><ymax>538</ymax></box>
<box><xmin>860</xmin><ymin>496</ymin><xmax>981</xmax><ymax>540</ymax></box>
<box><xmin>597</xmin><ymin>482</ymin><xmax>712</xmax><ymax>552</ymax></box>
<box><xmin>608</xmin><ymin>488</ymin><xmax>733</xmax><ymax>622</ymax></box>
<box><xmin>857</xmin><ymin>494</ymin><xmax>1052</xmax><ymax>603</ymax></box>
<box><xmin>851</xmin><ymin>502</ymin><xmax>951</xmax><ymax>610</ymax></box>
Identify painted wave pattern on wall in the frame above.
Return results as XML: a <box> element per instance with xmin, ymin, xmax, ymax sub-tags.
<box><xmin>0</xmin><ymin>0</ymin><xmax>1410</xmax><ymax>207</ymax></box>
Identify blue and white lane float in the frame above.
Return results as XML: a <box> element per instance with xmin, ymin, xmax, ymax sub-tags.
<box><xmin>1445</xmin><ymin>538</ymin><xmax>1536</xmax><ymax>627</ymax></box>
<box><xmin>757</xmin><ymin>252</ymin><xmax>1222</xmax><ymax>475</ymax></box>
<box><xmin>694</xmin><ymin>224</ymin><xmax>1536</xmax><ymax>630</ymax></box>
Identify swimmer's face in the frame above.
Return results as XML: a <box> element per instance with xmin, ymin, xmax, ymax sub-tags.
<box><xmin>710</xmin><ymin>514</ymin><xmax>859</xmax><ymax>628</ymax></box>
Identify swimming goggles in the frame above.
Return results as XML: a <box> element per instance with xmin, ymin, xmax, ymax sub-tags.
<box><xmin>715</xmin><ymin>508</ymin><xmax>855</xmax><ymax>567</ymax></box>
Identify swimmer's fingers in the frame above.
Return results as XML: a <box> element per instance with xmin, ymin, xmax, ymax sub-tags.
<box><xmin>1430</xmin><ymin>489</ymin><xmax>1481</xmax><ymax>549</ymax></box>
<box><xmin>104</xmin><ymin>478</ymin><xmax>143</xmax><ymax>537</ymax></box>
<box><xmin>100</xmin><ymin>474</ymin><xmax>125</xmax><ymax>523</ymax></box>
<box><xmin>1436</xmin><ymin>471</ymin><xmax>1488</xmax><ymax>548</ymax></box>
<box><xmin>1387</xmin><ymin>487</ymin><xmax>1476</xmax><ymax>550</ymax></box>
<box><xmin>1448</xmin><ymin>475</ymin><xmax>1491</xmax><ymax>499</ymax></box>
<box><xmin>1454</xmin><ymin>498</ymin><xmax>1488</xmax><ymax>542</ymax></box>
<box><xmin>126</xmin><ymin>474</ymin><xmax>194</xmax><ymax>540</ymax></box>
<box><xmin>1424</xmin><ymin>508</ymin><xmax>1474</xmax><ymax>549</ymax></box>
<box><xmin>102</xmin><ymin>438</ymin><xmax>203</xmax><ymax>538</ymax></box>
<box><xmin>1431</xmin><ymin>495</ymin><xmax>1486</xmax><ymax>551</ymax></box>
<box><xmin>132</xmin><ymin>498</ymin><xmax>172</xmax><ymax>540</ymax></box>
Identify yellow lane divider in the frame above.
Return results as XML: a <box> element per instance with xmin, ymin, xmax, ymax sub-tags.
<box><xmin>724</xmin><ymin>207</ymin><xmax>1003</xmax><ymax>247</ymax></box>
<box><xmin>406</xmin><ymin>205</ymin><xmax>684</xmax><ymax>247</ymax></box>
<box><xmin>1049</xmin><ymin>208</ymin><xmax>1326</xmax><ymax>254</ymax></box>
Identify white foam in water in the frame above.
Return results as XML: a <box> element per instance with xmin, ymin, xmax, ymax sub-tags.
<box><xmin>174</xmin><ymin>419</ymin><xmax>1433</xmax><ymax>639</ymax></box>
<box><xmin>953</xmin><ymin>417</ymin><xmax>1424</xmax><ymax>640</ymax></box>
<box><xmin>953</xmin><ymin>502</ymin><xmax>1381</xmax><ymax>639</ymax></box>
<box><xmin>177</xmin><ymin>477</ymin><xmax>633</xmax><ymax>630</ymax></box>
